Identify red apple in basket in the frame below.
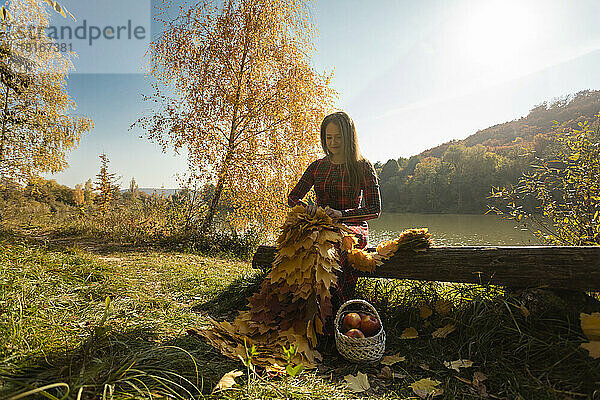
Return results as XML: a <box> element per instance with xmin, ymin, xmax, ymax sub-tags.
<box><xmin>345</xmin><ymin>328</ymin><xmax>365</xmax><ymax>338</ymax></box>
<box><xmin>360</xmin><ymin>314</ymin><xmax>381</xmax><ymax>337</ymax></box>
<box><xmin>342</xmin><ymin>312</ymin><xmax>362</xmax><ymax>331</ymax></box>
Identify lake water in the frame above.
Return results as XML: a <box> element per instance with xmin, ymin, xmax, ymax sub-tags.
<box><xmin>367</xmin><ymin>213</ymin><xmax>540</xmax><ymax>246</ymax></box>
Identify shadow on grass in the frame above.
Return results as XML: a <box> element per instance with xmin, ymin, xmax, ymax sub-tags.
<box><xmin>0</xmin><ymin>325</ymin><xmax>238</xmax><ymax>400</ymax></box>
<box><xmin>357</xmin><ymin>279</ymin><xmax>600</xmax><ymax>399</ymax></box>
<box><xmin>192</xmin><ymin>269</ymin><xmax>268</xmax><ymax>320</ymax></box>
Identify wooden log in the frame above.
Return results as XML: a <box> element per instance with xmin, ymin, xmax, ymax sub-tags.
<box><xmin>252</xmin><ymin>245</ymin><xmax>600</xmax><ymax>291</ymax></box>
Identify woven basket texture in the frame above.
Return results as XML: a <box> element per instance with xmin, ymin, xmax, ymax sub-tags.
<box><xmin>334</xmin><ymin>299</ymin><xmax>386</xmax><ymax>363</ymax></box>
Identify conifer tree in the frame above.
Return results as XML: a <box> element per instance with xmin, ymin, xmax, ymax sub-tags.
<box><xmin>129</xmin><ymin>177</ymin><xmax>139</xmax><ymax>201</ymax></box>
<box><xmin>93</xmin><ymin>154</ymin><xmax>119</xmax><ymax>217</ymax></box>
<box><xmin>83</xmin><ymin>178</ymin><xmax>94</xmax><ymax>205</ymax></box>
<box><xmin>73</xmin><ymin>183</ymin><xmax>84</xmax><ymax>206</ymax></box>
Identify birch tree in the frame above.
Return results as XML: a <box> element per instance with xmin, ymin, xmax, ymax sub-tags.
<box><xmin>135</xmin><ymin>0</ymin><xmax>335</xmax><ymax>233</ymax></box>
<box><xmin>0</xmin><ymin>0</ymin><xmax>92</xmax><ymax>185</ymax></box>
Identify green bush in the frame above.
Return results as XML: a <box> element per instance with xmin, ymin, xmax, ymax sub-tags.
<box><xmin>169</xmin><ymin>228</ymin><xmax>262</xmax><ymax>260</ymax></box>
<box><xmin>489</xmin><ymin>114</ymin><xmax>600</xmax><ymax>245</ymax></box>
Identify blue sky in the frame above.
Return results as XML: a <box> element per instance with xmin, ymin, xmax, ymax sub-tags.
<box><xmin>43</xmin><ymin>0</ymin><xmax>600</xmax><ymax>188</ymax></box>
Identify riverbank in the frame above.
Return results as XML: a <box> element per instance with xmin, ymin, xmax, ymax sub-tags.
<box><xmin>1</xmin><ymin>228</ymin><xmax>598</xmax><ymax>399</ymax></box>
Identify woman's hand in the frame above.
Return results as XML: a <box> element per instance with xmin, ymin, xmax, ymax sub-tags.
<box><xmin>324</xmin><ymin>206</ymin><xmax>342</xmax><ymax>221</ymax></box>
<box><xmin>304</xmin><ymin>205</ymin><xmax>342</xmax><ymax>220</ymax></box>
<box><xmin>305</xmin><ymin>204</ymin><xmax>317</xmax><ymax>216</ymax></box>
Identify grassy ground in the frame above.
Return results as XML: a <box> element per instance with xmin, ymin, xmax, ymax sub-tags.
<box><xmin>1</xmin><ymin>227</ymin><xmax>599</xmax><ymax>399</ymax></box>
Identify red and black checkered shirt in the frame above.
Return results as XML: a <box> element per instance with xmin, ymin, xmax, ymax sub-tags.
<box><xmin>287</xmin><ymin>156</ymin><xmax>381</xmax><ymax>231</ymax></box>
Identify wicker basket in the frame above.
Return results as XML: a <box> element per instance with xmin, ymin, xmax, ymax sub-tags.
<box><xmin>334</xmin><ymin>299</ymin><xmax>386</xmax><ymax>363</ymax></box>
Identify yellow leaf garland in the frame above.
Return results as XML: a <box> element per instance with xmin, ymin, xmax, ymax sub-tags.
<box><xmin>345</xmin><ymin>228</ymin><xmax>432</xmax><ymax>272</ymax></box>
<box><xmin>198</xmin><ymin>206</ymin><xmax>349</xmax><ymax>367</ymax></box>
<box><xmin>199</xmin><ymin>209</ymin><xmax>434</xmax><ymax>367</ymax></box>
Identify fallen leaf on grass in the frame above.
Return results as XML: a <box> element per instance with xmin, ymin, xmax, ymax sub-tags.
<box><xmin>377</xmin><ymin>366</ymin><xmax>392</xmax><ymax>380</ymax></box>
<box><xmin>580</xmin><ymin>312</ymin><xmax>600</xmax><ymax>341</ymax></box>
<box><xmin>472</xmin><ymin>371</ymin><xmax>489</xmax><ymax>397</ymax></box>
<box><xmin>455</xmin><ymin>376</ymin><xmax>472</xmax><ymax>385</ymax></box>
<box><xmin>455</xmin><ymin>372</ymin><xmax>489</xmax><ymax>397</ymax></box>
<box><xmin>444</xmin><ymin>359</ymin><xmax>473</xmax><ymax>372</ymax></box>
<box><xmin>400</xmin><ymin>327</ymin><xmax>419</xmax><ymax>339</ymax></box>
<box><xmin>212</xmin><ymin>370</ymin><xmax>243</xmax><ymax>393</ymax></box>
<box><xmin>580</xmin><ymin>341</ymin><xmax>600</xmax><ymax>359</ymax></box>
<box><xmin>344</xmin><ymin>371</ymin><xmax>370</xmax><ymax>393</ymax></box>
<box><xmin>432</xmin><ymin>324</ymin><xmax>456</xmax><ymax>338</ymax></box>
<box><xmin>473</xmin><ymin>371</ymin><xmax>487</xmax><ymax>385</ymax></box>
<box><xmin>380</xmin><ymin>352</ymin><xmax>406</xmax><ymax>365</ymax></box>
<box><xmin>580</xmin><ymin>312</ymin><xmax>600</xmax><ymax>359</ymax></box>
<box><xmin>420</xmin><ymin>304</ymin><xmax>433</xmax><ymax>319</ymax></box>
<box><xmin>434</xmin><ymin>299</ymin><xmax>453</xmax><ymax>315</ymax></box>
<box><xmin>410</xmin><ymin>378</ymin><xmax>443</xmax><ymax>398</ymax></box>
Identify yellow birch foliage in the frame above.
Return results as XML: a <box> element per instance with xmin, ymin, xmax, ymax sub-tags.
<box><xmin>0</xmin><ymin>0</ymin><xmax>92</xmax><ymax>184</ymax></box>
<box><xmin>135</xmin><ymin>0</ymin><xmax>336</xmax><ymax>234</ymax></box>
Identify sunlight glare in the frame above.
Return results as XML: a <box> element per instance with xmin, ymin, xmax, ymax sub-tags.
<box><xmin>454</xmin><ymin>0</ymin><xmax>542</xmax><ymax>69</ymax></box>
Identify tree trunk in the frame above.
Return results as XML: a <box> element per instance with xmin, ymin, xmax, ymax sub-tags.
<box><xmin>199</xmin><ymin>23</ymin><xmax>250</xmax><ymax>233</ymax></box>
<box><xmin>0</xmin><ymin>82</ymin><xmax>11</xmax><ymax>176</ymax></box>
<box><xmin>200</xmin><ymin>149</ymin><xmax>234</xmax><ymax>232</ymax></box>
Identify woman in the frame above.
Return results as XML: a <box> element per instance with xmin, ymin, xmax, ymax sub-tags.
<box><xmin>287</xmin><ymin>111</ymin><xmax>381</xmax><ymax>330</ymax></box>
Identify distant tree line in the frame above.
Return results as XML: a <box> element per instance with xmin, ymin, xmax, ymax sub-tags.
<box><xmin>375</xmin><ymin>90</ymin><xmax>600</xmax><ymax>214</ymax></box>
<box><xmin>375</xmin><ymin>144</ymin><xmax>528</xmax><ymax>213</ymax></box>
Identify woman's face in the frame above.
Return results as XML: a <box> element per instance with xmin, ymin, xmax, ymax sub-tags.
<box><xmin>325</xmin><ymin>122</ymin><xmax>344</xmax><ymax>159</ymax></box>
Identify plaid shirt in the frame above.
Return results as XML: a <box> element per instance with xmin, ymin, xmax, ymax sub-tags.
<box><xmin>287</xmin><ymin>157</ymin><xmax>381</xmax><ymax>227</ymax></box>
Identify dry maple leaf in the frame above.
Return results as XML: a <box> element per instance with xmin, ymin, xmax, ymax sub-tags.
<box><xmin>444</xmin><ymin>359</ymin><xmax>474</xmax><ymax>372</ymax></box>
<box><xmin>344</xmin><ymin>371</ymin><xmax>370</xmax><ymax>393</ymax></box>
<box><xmin>580</xmin><ymin>312</ymin><xmax>600</xmax><ymax>341</ymax></box>
<box><xmin>346</xmin><ymin>248</ymin><xmax>378</xmax><ymax>272</ymax></box>
<box><xmin>380</xmin><ymin>353</ymin><xmax>406</xmax><ymax>365</ymax></box>
<box><xmin>420</xmin><ymin>304</ymin><xmax>433</xmax><ymax>319</ymax></box>
<box><xmin>212</xmin><ymin>370</ymin><xmax>243</xmax><ymax>394</ymax></box>
<box><xmin>265</xmin><ymin>363</ymin><xmax>286</xmax><ymax>378</ymax></box>
<box><xmin>376</xmin><ymin>239</ymin><xmax>399</xmax><ymax>257</ymax></box>
<box><xmin>580</xmin><ymin>341</ymin><xmax>600</xmax><ymax>359</ymax></box>
<box><xmin>380</xmin><ymin>352</ymin><xmax>406</xmax><ymax>365</ymax></box>
<box><xmin>432</xmin><ymin>324</ymin><xmax>456</xmax><ymax>339</ymax></box>
<box><xmin>434</xmin><ymin>299</ymin><xmax>453</xmax><ymax>316</ymax></box>
<box><xmin>377</xmin><ymin>366</ymin><xmax>392</xmax><ymax>380</ymax></box>
<box><xmin>198</xmin><ymin>206</ymin><xmax>347</xmax><ymax>368</ymax></box>
<box><xmin>473</xmin><ymin>371</ymin><xmax>487</xmax><ymax>385</ymax></box>
<box><xmin>341</xmin><ymin>234</ymin><xmax>358</xmax><ymax>251</ymax></box>
<box><xmin>410</xmin><ymin>378</ymin><xmax>443</xmax><ymax>399</ymax></box>
<box><xmin>400</xmin><ymin>327</ymin><xmax>419</xmax><ymax>339</ymax></box>
<box><xmin>345</xmin><ymin>228</ymin><xmax>434</xmax><ymax>274</ymax></box>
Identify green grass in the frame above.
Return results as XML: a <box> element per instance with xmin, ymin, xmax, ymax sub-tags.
<box><xmin>1</xmin><ymin>227</ymin><xmax>599</xmax><ymax>399</ymax></box>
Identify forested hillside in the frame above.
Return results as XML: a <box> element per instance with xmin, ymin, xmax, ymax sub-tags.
<box><xmin>375</xmin><ymin>90</ymin><xmax>600</xmax><ymax>213</ymax></box>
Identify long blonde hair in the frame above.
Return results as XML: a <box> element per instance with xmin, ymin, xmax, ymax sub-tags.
<box><xmin>320</xmin><ymin>111</ymin><xmax>364</xmax><ymax>193</ymax></box>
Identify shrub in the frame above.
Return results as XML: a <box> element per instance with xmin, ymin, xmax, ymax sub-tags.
<box><xmin>489</xmin><ymin>114</ymin><xmax>600</xmax><ymax>245</ymax></box>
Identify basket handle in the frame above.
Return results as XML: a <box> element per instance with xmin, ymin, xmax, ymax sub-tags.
<box><xmin>334</xmin><ymin>299</ymin><xmax>382</xmax><ymax>331</ymax></box>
